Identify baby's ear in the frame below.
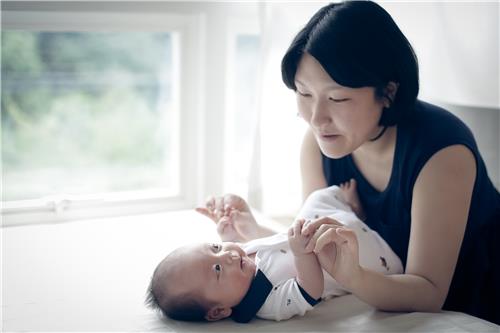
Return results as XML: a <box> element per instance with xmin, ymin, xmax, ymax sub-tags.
<box><xmin>205</xmin><ymin>306</ymin><xmax>232</xmax><ymax>321</ymax></box>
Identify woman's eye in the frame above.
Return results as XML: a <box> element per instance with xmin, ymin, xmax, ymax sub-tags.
<box><xmin>329</xmin><ymin>97</ymin><xmax>349</xmax><ymax>103</ymax></box>
<box><xmin>297</xmin><ymin>91</ymin><xmax>311</xmax><ymax>97</ymax></box>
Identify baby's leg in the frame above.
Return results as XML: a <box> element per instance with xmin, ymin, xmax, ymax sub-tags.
<box><xmin>339</xmin><ymin>179</ymin><xmax>366</xmax><ymax>221</ymax></box>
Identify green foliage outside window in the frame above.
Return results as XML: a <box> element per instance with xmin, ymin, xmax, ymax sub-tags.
<box><xmin>1</xmin><ymin>31</ymin><xmax>174</xmax><ymax>200</ymax></box>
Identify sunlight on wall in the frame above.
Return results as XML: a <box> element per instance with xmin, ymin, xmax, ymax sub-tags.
<box><xmin>383</xmin><ymin>2</ymin><xmax>499</xmax><ymax>108</ymax></box>
<box><xmin>255</xmin><ymin>3</ymin><xmax>324</xmax><ymax>217</ymax></box>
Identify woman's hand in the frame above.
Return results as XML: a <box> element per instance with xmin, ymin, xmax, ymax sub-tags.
<box><xmin>303</xmin><ymin>217</ymin><xmax>362</xmax><ymax>289</ymax></box>
<box><xmin>195</xmin><ymin>194</ymin><xmax>259</xmax><ymax>242</ymax></box>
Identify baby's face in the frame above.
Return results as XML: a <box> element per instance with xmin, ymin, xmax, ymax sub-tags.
<box><xmin>173</xmin><ymin>242</ymin><xmax>256</xmax><ymax>309</ymax></box>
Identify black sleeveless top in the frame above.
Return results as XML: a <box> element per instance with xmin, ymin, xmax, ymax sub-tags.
<box><xmin>321</xmin><ymin>100</ymin><xmax>500</xmax><ymax>324</ymax></box>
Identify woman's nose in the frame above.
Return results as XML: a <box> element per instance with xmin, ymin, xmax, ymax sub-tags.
<box><xmin>310</xmin><ymin>99</ymin><xmax>331</xmax><ymax>128</ymax></box>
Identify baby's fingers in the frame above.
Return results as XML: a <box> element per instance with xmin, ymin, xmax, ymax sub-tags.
<box><xmin>195</xmin><ymin>207</ymin><xmax>216</xmax><ymax>223</ymax></box>
<box><xmin>294</xmin><ymin>219</ymin><xmax>305</xmax><ymax>236</ymax></box>
<box><xmin>229</xmin><ymin>209</ymin><xmax>240</xmax><ymax>220</ymax></box>
<box><xmin>205</xmin><ymin>196</ymin><xmax>216</xmax><ymax>210</ymax></box>
<box><xmin>216</xmin><ymin>216</ymin><xmax>232</xmax><ymax>235</ymax></box>
<box><xmin>289</xmin><ymin>219</ymin><xmax>305</xmax><ymax>239</ymax></box>
<box><xmin>214</xmin><ymin>196</ymin><xmax>230</xmax><ymax>220</ymax></box>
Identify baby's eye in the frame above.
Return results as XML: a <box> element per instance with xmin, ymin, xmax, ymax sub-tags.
<box><xmin>211</xmin><ymin>243</ymin><xmax>221</xmax><ymax>251</ymax></box>
<box><xmin>214</xmin><ymin>264</ymin><xmax>222</xmax><ymax>279</ymax></box>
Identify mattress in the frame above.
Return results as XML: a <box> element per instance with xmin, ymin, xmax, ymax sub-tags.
<box><xmin>2</xmin><ymin>210</ymin><xmax>498</xmax><ymax>332</ymax></box>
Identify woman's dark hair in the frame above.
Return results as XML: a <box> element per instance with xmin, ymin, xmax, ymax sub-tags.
<box><xmin>281</xmin><ymin>1</ymin><xmax>419</xmax><ymax>126</ymax></box>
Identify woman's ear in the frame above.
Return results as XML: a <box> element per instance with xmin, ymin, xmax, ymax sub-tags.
<box><xmin>205</xmin><ymin>306</ymin><xmax>232</xmax><ymax>321</ymax></box>
<box><xmin>384</xmin><ymin>81</ymin><xmax>399</xmax><ymax>107</ymax></box>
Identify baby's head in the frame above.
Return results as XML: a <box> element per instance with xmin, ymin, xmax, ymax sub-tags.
<box><xmin>146</xmin><ymin>242</ymin><xmax>256</xmax><ymax>321</ymax></box>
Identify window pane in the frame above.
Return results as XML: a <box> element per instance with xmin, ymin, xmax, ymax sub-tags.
<box><xmin>225</xmin><ymin>34</ymin><xmax>260</xmax><ymax>194</ymax></box>
<box><xmin>1</xmin><ymin>31</ymin><xmax>178</xmax><ymax>201</ymax></box>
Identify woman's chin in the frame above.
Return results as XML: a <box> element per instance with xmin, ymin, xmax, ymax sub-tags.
<box><xmin>318</xmin><ymin>142</ymin><xmax>351</xmax><ymax>159</ymax></box>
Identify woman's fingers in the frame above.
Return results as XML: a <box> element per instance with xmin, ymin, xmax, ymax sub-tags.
<box><xmin>314</xmin><ymin>228</ymin><xmax>343</xmax><ymax>253</ymax></box>
<box><xmin>302</xmin><ymin>216</ymin><xmax>343</xmax><ymax>235</ymax></box>
<box><xmin>309</xmin><ymin>226</ymin><xmax>340</xmax><ymax>252</ymax></box>
<box><xmin>305</xmin><ymin>222</ymin><xmax>339</xmax><ymax>251</ymax></box>
<box><xmin>302</xmin><ymin>216</ymin><xmax>343</xmax><ymax>250</ymax></box>
<box><xmin>314</xmin><ymin>227</ymin><xmax>357</xmax><ymax>253</ymax></box>
<box><xmin>336</xmin><ymin>228</ymin><xmax>358</xmax><ymax>250</ymax></box>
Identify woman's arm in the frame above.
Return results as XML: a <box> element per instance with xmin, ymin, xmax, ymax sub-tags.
<box><xmin>301</xmin><ymin>128</ymin><xmax>328</xmax><ymax>201</ymax></box>
<box><xmin>313</xmin><ymin>145</ymin><xmax>476</xmax><ymax>312</ymax></box>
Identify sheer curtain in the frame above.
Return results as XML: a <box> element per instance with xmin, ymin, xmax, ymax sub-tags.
<box><xmin>248</xmin><ymin>1</ymin><xmax>499</xmax><ymax>217</ymax></box>
<box><xmin>247</xmin><ymin>2</ymin><xmax>326</xmax><ymax>217</ymax></box>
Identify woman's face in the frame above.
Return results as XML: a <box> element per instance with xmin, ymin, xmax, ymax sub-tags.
<box><xmin>294</xmin><ymin>53</ymin><xmax>386</xmax><ymax>158</ymax></box>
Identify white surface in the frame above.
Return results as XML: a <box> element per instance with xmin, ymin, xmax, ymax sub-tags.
<box><xmin>2</xmin><ymin>210</ymin><xmax>499</xmax><ymax>332</ymax></box>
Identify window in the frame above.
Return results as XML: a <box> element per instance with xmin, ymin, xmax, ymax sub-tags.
<box><xmin>1</xmin><ymin>10</ymin><xmax>202</xmax><ymax>225</ymax></box>
<box><xmin>224</xmin><ymin>21</ymin><xmax>260</xmax><ymax>196</ymax></box>
<box><xmin>2</xmin><ymin>31</ymin><xmax>178</xmax><ymax>201</ymax></box>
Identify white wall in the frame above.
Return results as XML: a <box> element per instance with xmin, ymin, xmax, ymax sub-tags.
<box><xmin>381</xmin><ymin>1</ymin><xmax>499</xmax><ymax>189</ymax></box>
<box><xmin>382</xmin><ymin>1</ymin><xmax>499</xmax><ymax>109</ymax></box>
<box><xmin>438</xmin><ymin>103</ymin><xmax>500</xmax><ymax>189</ymax></box>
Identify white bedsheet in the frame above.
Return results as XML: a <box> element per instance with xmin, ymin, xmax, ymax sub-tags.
<box><xmin>2</xmin><ymin>210</ymin><xmax>498</xmax><ymax>332</ymax></box>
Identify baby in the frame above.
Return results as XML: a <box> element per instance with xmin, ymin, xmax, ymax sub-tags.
<box><xmin>146</xmin><ymin>180</ymin><xmax>402</xmax><ymax>322</ymax></box>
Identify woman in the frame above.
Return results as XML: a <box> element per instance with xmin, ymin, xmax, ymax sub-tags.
<box><xmin>199</xmin><ymin>1</ymin><xmax>499</xmax><ymax>324</ymax></box>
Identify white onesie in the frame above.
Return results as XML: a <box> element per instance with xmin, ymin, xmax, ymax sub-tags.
<box><xmin>230</xmin><ymin>185</ymin><xmax>403</xmax><ymax>322</ymax></box>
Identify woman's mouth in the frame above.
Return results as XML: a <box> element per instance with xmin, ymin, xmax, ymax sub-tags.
<box><xmin>320</xmin><ymin>134</ymin><xmax>340</xmax><ymax>142</ymax></box>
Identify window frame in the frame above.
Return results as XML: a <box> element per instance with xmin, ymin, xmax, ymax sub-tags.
<box><xmin>1</xmin><ymin>10</ymin><xmax>205</xmax><ymax>226</ymax></box>
<box><xmin>223</xmin><ymin>17</ymin><xmax>261</xmax><ymax>196</ymax></box>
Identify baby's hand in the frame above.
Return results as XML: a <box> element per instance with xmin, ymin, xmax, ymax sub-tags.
<box><xmin>195</xmin><ymin>194</ymin><xmax>258</xmax><ymax>242</ymax></box>
<box><xmin>288</xmin><ymin>219</ymin><xmax>313</xmax><ymax>256</ymax></box>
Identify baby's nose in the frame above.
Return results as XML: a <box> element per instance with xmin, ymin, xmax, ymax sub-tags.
<box><xmin>225</xmin><ymin>251</ymin><xmax>240</xmax><ymax>264</ymax></box>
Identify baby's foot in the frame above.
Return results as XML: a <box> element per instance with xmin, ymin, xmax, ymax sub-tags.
<box><xmin>339</xmin><ymin>179</ymin><xmax>366</xmax><ymax>221</ymax></box>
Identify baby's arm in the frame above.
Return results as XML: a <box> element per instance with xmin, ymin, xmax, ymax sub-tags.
<box><xmin>288</xmin><ymin>219</ymin><xmax>323</xmax><ymax>300</ymax></box>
